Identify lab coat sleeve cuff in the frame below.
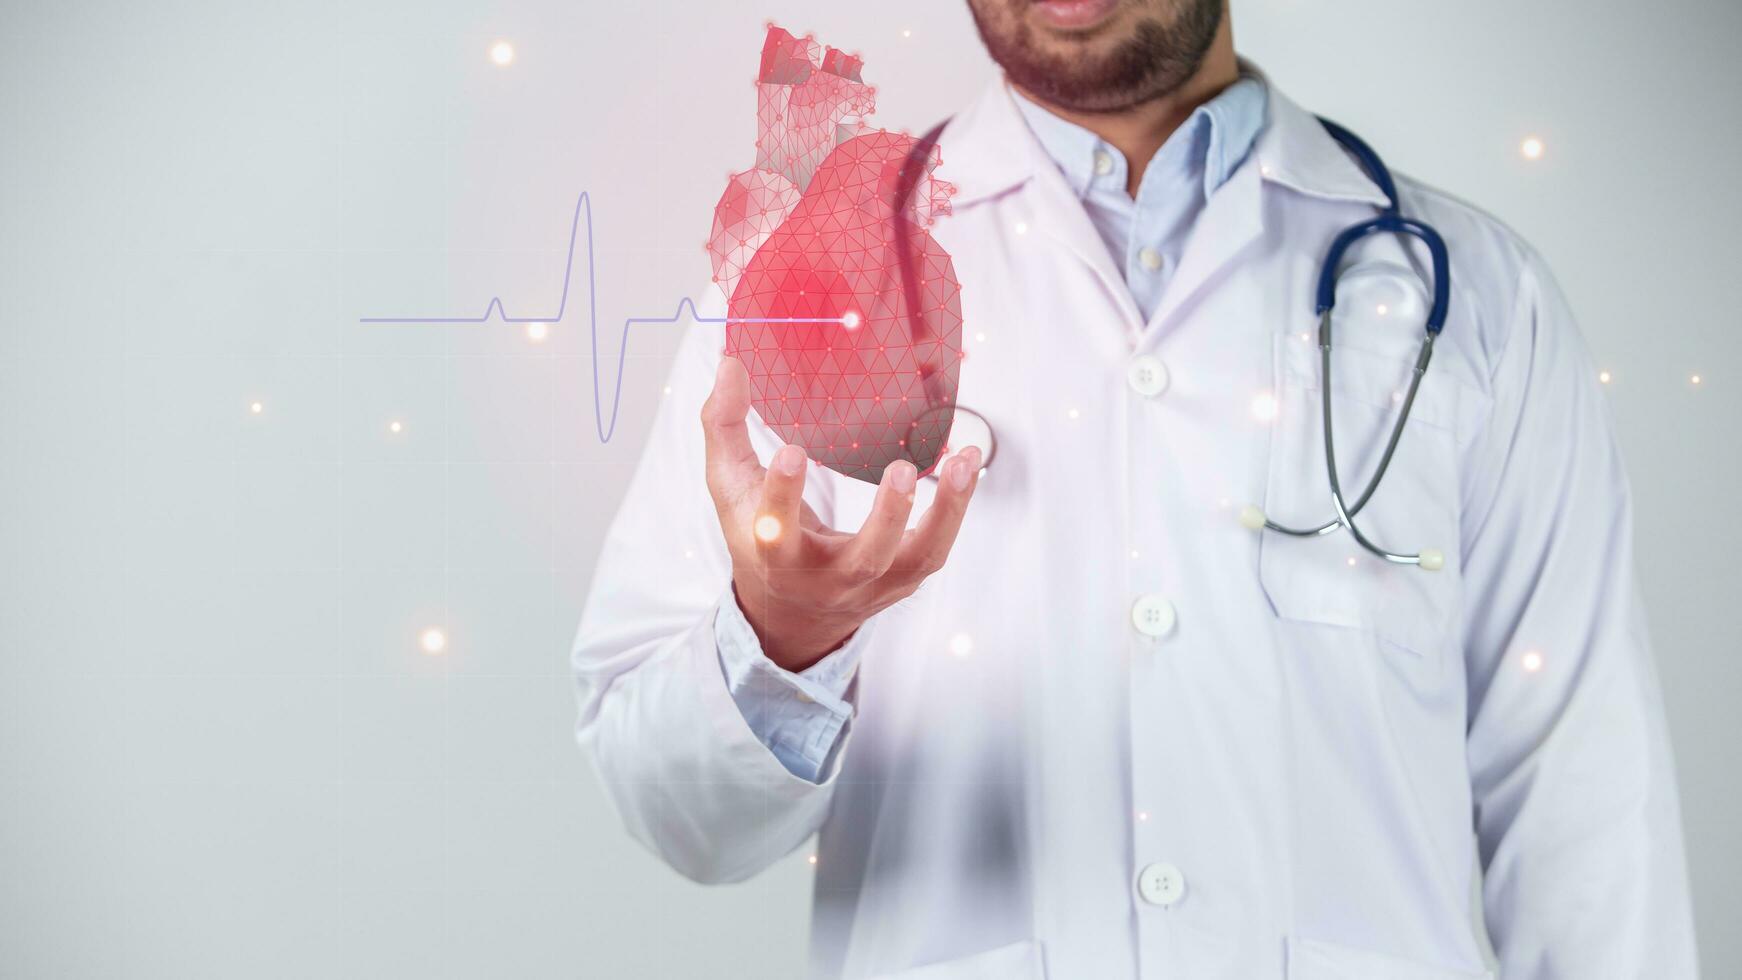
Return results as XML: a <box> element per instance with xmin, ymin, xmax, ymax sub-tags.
<box><xmin>715</xmin><ymin>590</ymin><xmax>866</xmax><ymax>783</ymax></box>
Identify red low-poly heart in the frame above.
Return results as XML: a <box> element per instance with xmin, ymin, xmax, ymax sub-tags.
<box><xmin>708</xmin><ymin>26</ymin><xmax>963</xmax><ymax>484</ymax></box>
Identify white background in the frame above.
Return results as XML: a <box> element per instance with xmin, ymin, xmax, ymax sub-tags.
<box><xmin>2</xmin><ymin>0</ymin><xmax>1738</xmax><ymax>976</ymax></box>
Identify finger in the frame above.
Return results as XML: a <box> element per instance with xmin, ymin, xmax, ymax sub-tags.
<box><xmin>700</xmin><ymin>358</ymin><xmax>762</xmax><ymax>498</ymax></box>
<box><xmin>841</xmin><ymin>460</ymin><xmax>918</xmax><ymax>581</ymax></box>
<box><xmin>894</xmin><ymin>446</ymin><xmax>981</xmax><ymax>577</ymax></box>
<box><xmin>753</xmin><ymin>443</ymin><xmax>809</xmax><ymax>558</ymax></box>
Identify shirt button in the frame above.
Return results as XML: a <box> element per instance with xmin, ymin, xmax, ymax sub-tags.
<box><xmin>1126</xmin><ymin>355</ymin><xmax>1170</xmax><ymax>398</ymax></box>
<box><xmin>1137</xmin><ymin>862</ymin><xmax>1187</xmax><ymax>907</ymax></box>
<box><xmin>1138</xmin><ymin>247</ymin><xmax>1164</xmax><ymax>271</ymax></box>
<box><xmin>1093</xmin><ymin>150</ymin><xmax>1115</xmax><ymax>176</ymax></box>
<box><xmin>1130</xmin><ymin>595</ymin><xmax>1176</xmax><ymax>638</ymax></box>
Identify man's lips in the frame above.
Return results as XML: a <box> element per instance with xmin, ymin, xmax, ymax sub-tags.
<box><xmin>1030</xmin><ymin>0</ymin><xmax>1120</xmax><ymax>31</ymax></box>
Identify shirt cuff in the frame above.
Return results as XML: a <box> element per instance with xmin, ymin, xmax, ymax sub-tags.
<box><xmin>714</xmin><ymin>590</ymin><xmax>866</xmax><ymax>783</ymax></box>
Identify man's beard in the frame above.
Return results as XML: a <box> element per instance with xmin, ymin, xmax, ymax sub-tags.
<box><xmin>969</xmin><ymin>0</ymin><xmax>1225</xmax><ymax>113</ymax></box>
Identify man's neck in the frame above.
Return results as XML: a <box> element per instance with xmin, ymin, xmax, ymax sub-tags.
<box><xmin>1011</xmin><ymin>21</ymin><xmax>1240</xmax><ymax>197</ymax></box>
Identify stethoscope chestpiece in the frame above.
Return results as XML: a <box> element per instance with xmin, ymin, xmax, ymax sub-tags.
<box><xmin>910</xmin><ymin>403</ymin><xmax>996</xmax><ymax>481</ymax></box>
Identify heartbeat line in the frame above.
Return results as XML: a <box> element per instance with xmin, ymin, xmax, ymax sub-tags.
<box><xmin>359</xmin><ymin>191</ymin><xmax>847</xmax><ymax>443</ymax></box>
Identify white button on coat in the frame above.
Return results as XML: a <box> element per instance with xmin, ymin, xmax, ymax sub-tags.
<box><xmin>1126</xmin><ymin>355</ymin><xmax>1170</xmax><ymax>397</ymax></box>
<box><xmin>1137</xmin><ymin>862</ymin><xmax>1187</xmax><ymax>907</ymax></box>
<box><xmin>1130</xmin><ymin>595</ymin><xmax>1176</xmax><ymax>637</ymax></box>
<box><xmin>1138</xmin><ymin>247</ymin><xmax>1164</xmax><ymax>271</ymax></box>
<box><xmin>1093</xmin><ymin>150</ymin><xmax>1114</xmax><ymax>176</ymax></box>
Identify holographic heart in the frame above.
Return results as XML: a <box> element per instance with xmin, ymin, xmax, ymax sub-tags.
<box><xmin>708</xmin><ymin>26</ymin><xmax>962</xmax><ymax>484</ymax></box>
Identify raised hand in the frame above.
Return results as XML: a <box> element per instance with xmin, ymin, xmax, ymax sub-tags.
<box><xmin>701</xmin><ymin>358</ymin><xmax>980</xmax><ymax>670</ymax></box>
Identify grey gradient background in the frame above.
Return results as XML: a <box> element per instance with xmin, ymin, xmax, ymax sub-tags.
<box><xmin>2</xmin><ymin>0</ymin><xmax>1738</xmax><ymax>976</ymax></box>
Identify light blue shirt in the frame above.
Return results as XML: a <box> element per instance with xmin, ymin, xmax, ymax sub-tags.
<box><xmin>715</xmin><ymin>596</ymin><xmax>858</xmax><ymax>782</ymax></box>
<box><xmin>1010</xmin><ymin>76</ymin><xmax>1267</xmax><ymax>321</ymax></box>
<box><xmin>719</xmin><ymin>77</ymin><xmax>1270</xmax><ymax>782</ymax></box>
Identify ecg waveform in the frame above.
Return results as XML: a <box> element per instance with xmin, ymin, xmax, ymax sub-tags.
<box><xmin>360</xmin><ymin>192</ymin><xmax>846</xmax><ymax>443</ymax></box>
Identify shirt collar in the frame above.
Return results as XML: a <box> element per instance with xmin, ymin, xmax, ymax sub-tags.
<box><xmin>941</xmin><ymin>59</ymin><xmax>1389</xmax><ymax>212</ymax></box>
<box><xmin>1008</xmin><ymin>74</ymin><xmax>1267</xmax><ymax>201</ymax></box>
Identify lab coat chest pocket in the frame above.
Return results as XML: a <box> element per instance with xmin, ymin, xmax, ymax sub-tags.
<box><xmin>1256</xmin><ymin>330</ymin><xmax>1478</xmax><ymax>657</ymax></box>
<box><xmin>1286</xmin><ymin>936</ymin><xmax>1492</xmax><ymax>980</ymax></box>
<box><xmin>868</xmin><ymin>940</ymin><xmax>1046</xmax><ymax>980</ymax></box>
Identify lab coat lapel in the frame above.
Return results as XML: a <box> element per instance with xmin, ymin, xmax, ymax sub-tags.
<box><xmin>945</xmin><ymin>78</ymin><xmax>1145</xmax><ymax>337</ymax></box>
<box><xmin>1145</xmin><ymin>157</ymin><xmax>1263</xmax><ymax>339</ymax></box>
<box><xmin>1251</xmin><ymin>81</ymin><xmax>1392</xmax><ymax>210</ymax></box>
<box><xmin>1026</xmin><ymin>159</ymin><xmax>1146</xmax><ymax>336</ymax></box>
<box><xmin>1146</xmin><ymin>77</ymin><xmax>1392</xmax><ymax>339</ymax></box>
<box><xmin>937</xmin><ymin>78</ymin><xmax>1033</xmax><ymax>211</ymax></box>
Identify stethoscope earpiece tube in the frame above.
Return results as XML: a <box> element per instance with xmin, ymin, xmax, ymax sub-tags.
<box><xmin>896</xmin><ymin>118</ymin><xmax>998</xmax><ymax>478</ymax></box>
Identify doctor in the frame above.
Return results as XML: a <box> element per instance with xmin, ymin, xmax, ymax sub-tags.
<box><xmin>573</xmin><ymin>0</ymin><xmax>1698</xmax><ymax>977</ymax></box>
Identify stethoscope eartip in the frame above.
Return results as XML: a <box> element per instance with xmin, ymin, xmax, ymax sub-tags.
<box><xmin>1418</xmin><ymin>548</ymin><xmax>1445</xmax><ymax>572</ymax></box>
<box><xmin>1238</xmin><ymin>504</ymin><xmax>1267</xmax><ymax>531</ymax></box>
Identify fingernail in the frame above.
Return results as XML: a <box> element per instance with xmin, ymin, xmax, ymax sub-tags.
<box><xmin>948</xmin><ymin>458</ymin><xmax>972</xmax><ymax>491</ymax></box>
<box><xmin>889</xmin><ymin>461</ymin><xmax>917</xmax><ymax>493</ymax></box>
<box><xmin>775</xmin><ymin>444</ymin><xmax>805</xmax><ymax>476</ymax></box>
<box><xmin>962</xmin><ymin>446</ymin><xmax>983</xmax><ymax>471</ymax></box>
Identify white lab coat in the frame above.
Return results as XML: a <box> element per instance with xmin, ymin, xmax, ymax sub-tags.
<box><xmin>573</xmin><ymin>74</ymin><xmax>1697</xmax><ymax>979</ymax></box>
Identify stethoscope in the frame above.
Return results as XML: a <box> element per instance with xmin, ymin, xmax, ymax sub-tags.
<box><xmin>1241</xmin><ymin>118</ymin><xmax>1451</xmax><ymax>571</ymax></box>
<box><xmin>895</xmin><ymin>115</ymin><xmax>1450</xmax><ymax>574</ymax></box>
